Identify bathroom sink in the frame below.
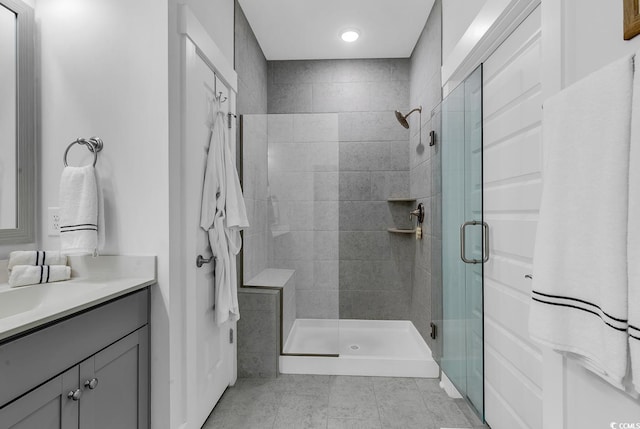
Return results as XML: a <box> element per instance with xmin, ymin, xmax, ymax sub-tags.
<box><xmin>0</xmin><ymin>281</ymin><xmax>103</xmax><ymax>320</ymax></box>
<box><xmin>0</xmin><ymin>285</ymin><xmax>49</xmax><ymax>319</ymax></box>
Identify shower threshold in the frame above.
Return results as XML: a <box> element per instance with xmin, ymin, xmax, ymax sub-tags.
<box><xmin>280</xmin><ymin>319</ymin><xmax>439</xmax><ymax>378</ymax></box>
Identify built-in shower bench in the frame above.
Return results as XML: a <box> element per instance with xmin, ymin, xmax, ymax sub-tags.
<box><xmin>238</xmin><ymin>268</ymin><xmax>296</xmax><ymax>378</ymax></box>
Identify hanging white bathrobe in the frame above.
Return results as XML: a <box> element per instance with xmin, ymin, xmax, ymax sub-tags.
<box><xmin>200</xmin><ymin>95</ymin><xmax>249</xmax><ymax>325</ymax></box>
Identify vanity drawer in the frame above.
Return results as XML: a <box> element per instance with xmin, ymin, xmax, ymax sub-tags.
<box><xmin>0</xmin><ymin>288</ymin><xmax>148</xmax><ymax>407</ymax></box>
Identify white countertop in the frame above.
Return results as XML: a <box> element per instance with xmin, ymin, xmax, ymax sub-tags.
<box><xmin>0</xmin><ymin>255</ymin><xmax>156</xmax><ymax>342</ymax></box>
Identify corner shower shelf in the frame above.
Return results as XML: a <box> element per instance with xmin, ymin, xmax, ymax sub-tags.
<box><xmin>387</xmin><ymin>198</ymin><xmax>416</xmax><ymax>203</ymax></box>
<box><xmin>387</xmin><ymin>228</ymin><xmax>416</xmax><ymax>234</ymax></box>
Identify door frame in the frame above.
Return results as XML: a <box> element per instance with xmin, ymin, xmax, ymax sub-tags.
<box><xmin>442</xmin><ymin>0</ymin><xmax>541</xmax><ymax>96</ymax></box>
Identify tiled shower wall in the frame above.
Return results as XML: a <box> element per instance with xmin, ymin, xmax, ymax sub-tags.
<box><xmin>241</xmin><ymin>115</ymin><xmax>268</xmax><ymax>282</ymax></box>
<box><xmin>408</xmin><ymin>0</ymin><xmax>443</xmax><ymax>345</ymax></box>
<box><xmin>268</xmin><ymin>59</ymin><xmax>414</xmax><ymax>320</ymax></box>
<box><xmin>267</xmin><ymin>114</ymin><xmax>340</xmax><ymax>319</ymax></box>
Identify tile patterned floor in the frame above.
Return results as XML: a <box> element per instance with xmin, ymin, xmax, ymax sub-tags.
<box><xmin>202</xmin><ymin>375</ymin><xmax>489</xmax><ymax>429</ymax></box>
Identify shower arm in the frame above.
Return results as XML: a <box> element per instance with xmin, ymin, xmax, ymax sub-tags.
<box><xmin>405</xmin><ymin>107</ymin><xmax>422</xmax><ymax>118</ymax></box>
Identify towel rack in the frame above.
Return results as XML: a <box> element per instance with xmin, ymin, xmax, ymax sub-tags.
<box><xmin>63</xmin><ymin>137</ymin><xmax>104</xmax><ymax>167</ymax></box>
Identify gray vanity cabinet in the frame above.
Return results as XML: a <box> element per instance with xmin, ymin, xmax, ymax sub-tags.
<box><xmin>0</xmin><ymin>289</ymin><xmax>150</xmax><ymax>429</ymax></box>
<box><xmin>79</xmin><ymin>327</ymin><xmax>149</xmax><ymax>429</ymax></box>
<box><xmin>0</xmin><ymin>367</ymin><xmax>79</xmax><ymax>429</ymax></box>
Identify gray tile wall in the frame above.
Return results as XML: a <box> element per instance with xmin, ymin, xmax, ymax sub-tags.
<box><xmin>237</xmin><ymin>288</ymin><xmax>280</xmax><ymax>378</ymax></box>
<box><xmin>234</xmin><ymin>1</ymin><xmax>267</xmax><ymax>116</ymax></box>
<box><xmin>267</xmin><ymin>114</ymin><xmax>340</xmax><ymax>319</ymax></box>
<box><xmin>268</xmin><ymin>59</ymin><xmax>413</xmax><ymax>320</ymax></box>
<box><xmin>235</xmin><ymin>1</ymin><xmax>269</xmax><ymax>282</ymax></box>
<box><xmin>236</xmin><ymin>2</ymin><xmax>274</xmax><ymax>378</ymax></box>
<box><xmin>242</xmin><ymin>115</ymin><xmax>269</xmax><ymax>282</ymax></box>
<box><xmin>409</xmin><ymin>0</ymin><xmax>443</xmax><ymax>345</ymax></box>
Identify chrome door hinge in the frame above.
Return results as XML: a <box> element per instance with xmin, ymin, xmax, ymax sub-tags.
<box><xmin>228</xmin><ymin>113</ymin><xmax>236</xmax><ymax>129</ymax></box>
<box><xmin>229</xmin><ymin>328</ymin><xmax>234</xmax><ymax>344</ymax></box>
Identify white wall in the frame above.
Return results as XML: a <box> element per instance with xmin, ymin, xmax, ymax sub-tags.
<box><xmin>543</xmin><ymin>0</ymin><xmax>640</xmax><ymax>425</ymax></box>
<box><xmin>34</xmin><ymin>1</ymin><xmax>171</xmax><ymax>428</ymax></box>
<box><xmin>563</xmin><ymin>0</ymin><xmax>640</xmax><ymax>86</ymax></box>
<box><xmin>442</xmin><ymin>0</ymin><xmax>487</xmax><ymax>63</ymax></box>
<box><xmin>180</xmin><ymin>0</ymin><xmax>234</xmax><ymax>64</ymax></box>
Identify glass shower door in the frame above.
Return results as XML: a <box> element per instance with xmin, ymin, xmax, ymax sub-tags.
<box><xmin>440</xmin><ymin>65</ymin><xmax>484</xmax><ymax>418</ymax></box>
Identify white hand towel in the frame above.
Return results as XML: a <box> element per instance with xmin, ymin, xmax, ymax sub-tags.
<box><xmin>629</xmin><ymin>52</ymin><xmax>640</xmax><ymax>394</ymax></box>
<box><xmin>7</xmin><ymin>251</ymin><xmax>67</xmax><ymax>272</ymax></box>
<box><xmin>8</xmin><ymin>265</ymin><xmax>71</xmax><ymax>288</ymax></box>
<box><xmin>59</xmin><ymin>165</ymin><xmax>104</xmax><ymax>256</ymax></box>
<box><xmin>529</xmin><ymin>54</ymin><xmax>633</xmax><ymax>389</ymax></box>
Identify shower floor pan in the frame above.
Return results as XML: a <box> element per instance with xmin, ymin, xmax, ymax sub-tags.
<box><xmin>280</xmin><ymin>319</ymin><xmax>439</xmax><ymax>378</ymax></box>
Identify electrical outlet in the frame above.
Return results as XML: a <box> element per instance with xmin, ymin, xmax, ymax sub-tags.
<box><xmin>48</xmin><ymin>207</ymin><xmax>60</xmax><ymax>236</ymax></box>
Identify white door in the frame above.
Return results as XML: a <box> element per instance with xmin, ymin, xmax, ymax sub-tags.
<box><xmin>183</xmin><ymin>38</ymin><xmax>236</xmax><ymax>428</ymax></box>
<box><xmin>482</xmin><ymin>6</ymin><xmax>543</xmax><ymax>429</ymax></box>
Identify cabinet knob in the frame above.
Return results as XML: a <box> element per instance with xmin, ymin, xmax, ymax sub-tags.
<box><xmin>67</xmin><ymin>388</ymin><xmax>82</xmax><ymax>401</ymax></box>
<box><xmin>84</xmin><ymin>378</ymin><xmax>99</xmax><ymax>390</ymax></box>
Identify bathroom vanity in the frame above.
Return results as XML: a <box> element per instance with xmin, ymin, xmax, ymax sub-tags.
<box><xmin>0</xmin><ymin>256</ymin><xmax>155</xmax><ymax>429</ymax></box>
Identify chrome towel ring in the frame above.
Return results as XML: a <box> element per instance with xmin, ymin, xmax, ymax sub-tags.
<box><xmin>63</xmin><ymin>137</ymin><xmax>104</xmax><ymax>167</ymax></box>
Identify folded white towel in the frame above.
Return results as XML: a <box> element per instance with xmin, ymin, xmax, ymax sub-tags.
<box><xmin>529</xmin><ymin>54</ymin><xmax>634</xmax><ymax>389</ymax></box>
<box><xmin>629</xmin><ymin>52</ymin><xmax>640</xmax><ymax>394</ymax></box>
<box><xmin>8</xmin><ymin>265</ymin><xmax>71</xmax><ymax>288</ymax></box>
<box><xmin>59</xmin><ymin>165</ymin><xmax>104</xmax><ymax>256</ymax></box>
<box><xmin>7</xmin><ymin>251</ymin><xmax>67</xmax><ymax>272</ymax></box>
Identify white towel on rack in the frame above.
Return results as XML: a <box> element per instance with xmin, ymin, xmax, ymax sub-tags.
<box><xmin>59</xmin><ymin>165</ymin><xmax>104</xmax><ymax>256</ymax></box>
<box><xmin>7</xmin><ymin>251</ymin><xmax>67</xmax><ymax>273</ymax></box>
<box><xmin>529</xmin><ymin>54</ymin><xmax>634</xmax><ymax>390</ymax></box>
<box><xmin>200</xmin><ymin>95</ymin><xmax>249</xmax><ymax>325</ymax></box>
<box><xmin>628</xmin><ymin>52</ymin><xmax>640</xmax><ymax>394</ymax></box>
<box><xmin>8</xmin><ymin>265</ymin><xmax>71</xmax><ymax>288</ymax></box>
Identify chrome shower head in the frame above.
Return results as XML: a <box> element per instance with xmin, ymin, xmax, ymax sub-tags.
<box><xmin>394</xmin><ymin>106</ymin><xmax>422</xmax><ymax>129</ymax></box>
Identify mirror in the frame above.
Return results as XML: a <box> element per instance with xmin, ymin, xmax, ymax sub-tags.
<box><xmin>0</xmin><ymin>0</ymin><xmax>35</xmax><ymax>245</ymax></box>
<box><xmin>0</xmin><ymin>4</ymin><xmax>17</xmax><ymax>229</ymax></box>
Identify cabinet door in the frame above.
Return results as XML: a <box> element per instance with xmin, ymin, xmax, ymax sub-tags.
<box><xmin>79</xmin><ymin>327</ymin><xmax>148</xmax><ymax>429</ymax></box>
<box><xmin>0</xmin><ymin>366</ymin><xmax>79</xmax><ymax>429</ymax></box>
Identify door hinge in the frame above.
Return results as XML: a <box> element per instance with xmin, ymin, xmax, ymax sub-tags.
<box><xmin>229</xmin><ymin>328</ymin><xmax>234</xmax><ymax>344</ymax></box>
<box><xmin>228</xmin><ymin>112</ymin><xmax>236</xmax><ymax>129</ymax></box>
<box><xmin>430</xmin><ymin>322</ymin><xmax>438</xmax><ymax>340</ymax></box>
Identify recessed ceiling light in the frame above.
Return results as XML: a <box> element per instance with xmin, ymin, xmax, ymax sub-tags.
<box><xmin>340</xmin><ymin>29</ymin><xmax>360</xmax><ymax>43</ymax></box>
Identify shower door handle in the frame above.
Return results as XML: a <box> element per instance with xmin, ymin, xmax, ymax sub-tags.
<box><xmin>460</xmin><ymin>220</ymin><xmax>490</xmax><ymax>264</ymax></box>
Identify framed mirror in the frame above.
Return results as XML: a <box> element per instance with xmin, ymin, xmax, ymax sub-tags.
<box><xmin>0</xmin><ymin>0</ymin><xmax>35</xmax><ymax>245</ymax></box>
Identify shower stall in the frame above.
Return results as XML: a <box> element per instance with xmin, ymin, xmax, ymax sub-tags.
<box><xmin>241</xmin><ymin>112</ymin><xmax>437</xmax><ymax>377</ymax></box>
<box><xmin>240</xmin><ymin>63</ymin><xmax>485</xmax><ymax>419</ymax></box>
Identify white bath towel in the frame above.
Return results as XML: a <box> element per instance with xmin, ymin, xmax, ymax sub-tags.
<box><xmin>629</xmin><ymin>52</ymin><xmax>640</xmax><ymax>394</ymax></box>
<box><xmin>7</xmin><ymin>251</ymin><xmax>67</xmax><ymax>272</ymax></box>
<box><xmin>8</xmin><ymin>265</ymin><xmax>71</xmax><ymax>288</ymax></box>
<box><xmin>529</xmin><ymin>54</ymin><xmax>634</xmax><ymax>389</ymax></box>
<box><xmin>59</xmin><ymin>165</ymin><xmax>104</xmax><ymax>256</ymax></box>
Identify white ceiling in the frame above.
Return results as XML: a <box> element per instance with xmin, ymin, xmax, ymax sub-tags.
<box><xmin>237</xmin><ymin>0</ymin><xmax>436</xmax><ymax>60</ymax></box>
